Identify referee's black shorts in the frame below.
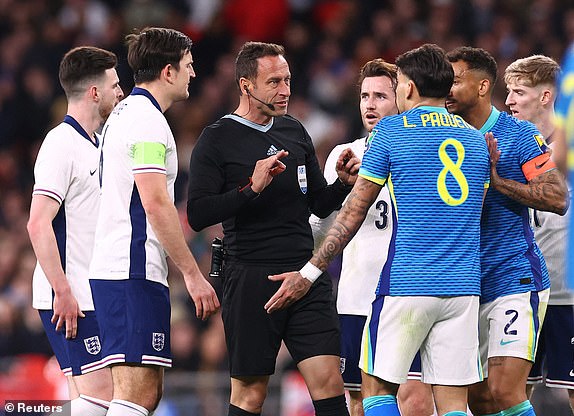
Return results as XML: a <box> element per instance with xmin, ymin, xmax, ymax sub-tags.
<box><xmin>221</xmin><ymin>259</ymin><xmax>341</xmax><ymax>377</ymax></box>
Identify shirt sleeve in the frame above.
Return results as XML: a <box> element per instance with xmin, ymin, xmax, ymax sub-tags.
<box><xmin>33</xmin><ymin>131</ymin><xmax>72</xmax><ymax>204</ymax></box>
<box><xmin>359</xmin><ymin>123</ymin><xmax>390</xmax><ymax>186</ymax></box>
<box><xmin>187</xmin><ymin>128</ymin><xmax>254</xmax><ymax>231</ymax></box>
<box><xmin>129</xmin><ymin>117</ymin><xmax>169</xmax><ymax>175</ymax></box>
<box><xmin>516</xmin><ymin>122</ymin><xmax>556</xmax><ymax>181</ymax></box>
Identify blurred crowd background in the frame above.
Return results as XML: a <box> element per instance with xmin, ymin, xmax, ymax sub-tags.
<box><xmin>0</xmin><ymin>0</ymin><xmax>573</xmax><ymax>414</ymax></box>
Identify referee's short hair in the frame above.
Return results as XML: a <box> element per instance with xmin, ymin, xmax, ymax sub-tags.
<box><xmin>235</xmin><ymin>41</ymin><xmax>285</xmax><ymax>92</ymax></box>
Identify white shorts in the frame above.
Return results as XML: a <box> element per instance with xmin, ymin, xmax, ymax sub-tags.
<box><xmin>359</xmin><ymin>295</ymin><xmax>482</xmax><ymax>386</ymax></box>
<box><xmin>479</xmin><ymin>289</ymin><xmax>549</xmax><ymax>377</ymax></box>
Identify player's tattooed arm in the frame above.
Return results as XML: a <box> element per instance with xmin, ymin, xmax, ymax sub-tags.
<box><xmin>265</xmin><ymin>177</ymin><xmax>381</xmax><ymax>313</ymax></box>
<box><xmin>491</xmin><ymin>169</ymin><xmax>569</xmax><ymax>215</ymax></box>
<box><xmin>487</xmin><ymin>133</ymin><xmax>569</xmax><ymax>215</ymax></box>
<box><xmin>312</xmin><ymin>177</ymin><xmax>381</xmax><ymax>270</ymax></box>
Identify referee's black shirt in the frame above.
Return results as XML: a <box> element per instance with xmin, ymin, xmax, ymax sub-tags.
<box><xmin>187</xmin><ymin>114</ymin><xmax>351</xmax><ymax>265</ymax></box>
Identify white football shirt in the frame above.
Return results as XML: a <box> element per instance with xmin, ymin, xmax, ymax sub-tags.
<box><xmin>32</xmin><ymin>116</ymin><xmax>101</xmax><ymax>310</ymax></box>
<box><xmin>530</xmin><ymin>143</ymin><xmax>573</xmax><ymax>305</ymax></box>
<box><xmin>310</xmin><ymin>137</ymin><xmax>393</xmax><ymax>315</ymax></box>
<box><xmin>89</xmin><ymin>89</ymin><xmax>177</xmax><ymax>287</ymax></box>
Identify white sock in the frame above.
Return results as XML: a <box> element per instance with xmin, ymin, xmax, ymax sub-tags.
<box><xmin>106</xmin><ymin>399</ymin><xmax>149</xmax><ymax>416</ymax></box>
<box><xmin>70</xmin><ymin>395</ymin><xmax>109</xmax><ymax>416</ymax></box>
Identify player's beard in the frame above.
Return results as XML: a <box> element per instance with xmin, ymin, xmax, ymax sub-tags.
<box><xmin>99</xmin><ymin>99</ymin><xmax>116</xmax><ymax>121</ymax></box>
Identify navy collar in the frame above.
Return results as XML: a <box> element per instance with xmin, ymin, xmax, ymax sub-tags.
<box><xmin>63</xmin><ymin>115</ymin><xmax>99</xmax><ymax>147</ymax></box>
<box><xmin>130</xmin><ymin>87</ymin><xmax>162</xmax><ymax>112</ymax></box>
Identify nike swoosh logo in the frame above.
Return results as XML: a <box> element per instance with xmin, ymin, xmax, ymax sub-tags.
<box><xmin>90</xmin><ymin>169</ymin><xmax>97</xmax><ymax>176</ymax></box>
<box><xmin>535</xmin><ymin>159</ymin><xmax>549</xmax><ymax>169</ymax></box>
<box><xmin>570</xmin><ymin>370</ymin><xmax>574</xmax><ymax>377</ymax></box>
<box><xmin>499</xmin><ymin>339</ymin><xmax>519</xmax><ymax>346</ymax></box>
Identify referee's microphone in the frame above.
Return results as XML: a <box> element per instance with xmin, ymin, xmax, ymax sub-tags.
<box><xmin>244</xmin><ymin>86</ymin><xmax>275</xmax><ymax>111</ymax></box>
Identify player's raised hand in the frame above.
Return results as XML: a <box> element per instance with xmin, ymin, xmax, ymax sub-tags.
<box><xmin>51</xmin><ymin>288</ymin><xmax>84</xmax><ymax>339</ymax></box>
<box><xmin>335</xmin><ymin>148</ymin><xmax>361</xmax><ymax>186</ymax></box>
<box><xmin>264</xmin><ymin>271</ymin><xmax>312</xmax><ymax>313</ymax></box>
<box><xmin>184</xmin><ymin>271</ymin><xmax>220</xmax><ymax>320</ymax></box>
<box><xmin>485</xmin><ymin>132</ymin><xmax>500</xmax><ymax>167</ymax></box>
<box><xmin>251</xmin><ymin>150</ymin><xmax>289</xmax><ymax>193</ymax></box>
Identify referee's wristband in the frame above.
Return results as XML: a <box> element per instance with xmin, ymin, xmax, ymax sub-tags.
<box><xmin>299</xmin><ymin>262</ymin><xmax>322</xmax><ymax>284</ymax></box>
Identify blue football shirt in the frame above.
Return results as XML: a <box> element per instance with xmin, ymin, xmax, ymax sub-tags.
<box><xmin>478</xmin><ymin>107</ymin><xmax>550</xmax><ymax>303</ymax></box>
<box><xmin>359</xmin><ymin>106</ymin><xmax>489</xmax><ymax>297</ymax></box>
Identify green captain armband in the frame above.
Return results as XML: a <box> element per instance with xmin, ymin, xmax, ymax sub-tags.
<box><xmin>132</xmin><ymin>142</ymin><xmax>166</xmax><ymax>166</ymax></box>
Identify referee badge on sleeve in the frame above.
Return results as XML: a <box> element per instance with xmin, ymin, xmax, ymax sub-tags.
<box><xmin>297</xmin><ymin>165</ymin><xmax>307</xmax><ymax>194</ymax></box>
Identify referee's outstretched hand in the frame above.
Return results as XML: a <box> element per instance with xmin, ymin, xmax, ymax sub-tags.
<box><xmin>264</xmin><ymin>271</ymin><xmax>312</xmax><ymax>313</ymax></box>
<box><xmin>251</xmin><ymin>150</ymin><xmax>288</xmax><ymax>193</ymax></box>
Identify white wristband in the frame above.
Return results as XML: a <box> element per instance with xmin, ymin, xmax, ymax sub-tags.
<box><xmin>299</xmin><ymin>261</ymin><xmax>322</xmax><ymax>283</ymax></box>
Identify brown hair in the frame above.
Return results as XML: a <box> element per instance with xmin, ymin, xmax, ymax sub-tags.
<box><xmin>235</xmin><ymin>41</ymin><xmax>286</xmax><ymax>92</ymax></box>
<box><xmin>59</xmin><ymin>46</ymin><xmax>117</xmax><ymax>99</ymax></box>
<box><xmin>126</xmin><ymin>27</ymin><xmax>193</xmax><ymax>84</ymax></box>
<box><xmin>358</xmin><ymin>58</ymin><xmax>398</xmax><ymax>90</ymax></box>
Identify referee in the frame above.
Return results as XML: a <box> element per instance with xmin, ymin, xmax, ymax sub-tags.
<box><xmin>187</xmin><ymin>41</ymin><xmax>358</xmax><ymax>416</ymax></box>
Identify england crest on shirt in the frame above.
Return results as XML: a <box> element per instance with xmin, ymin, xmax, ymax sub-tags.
<box><xmin>297</xmin><ymin>165</ymin><xmax>307</xmax><ymax>194</ymax></box>
<box><xmin>84</xmin><ymin>336</ymin><xmax>101</xmax><ymax>355</ymax></box>
<box><xmin>152</xmin><ymin>332</ymin><xmax>165</xmax><ymax>351</ymax></box>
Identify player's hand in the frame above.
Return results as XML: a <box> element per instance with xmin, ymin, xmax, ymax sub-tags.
<box><xmin>51</xmin><ymin>288</ymin><xmax>84</xmax><ymax>339</ymax></box>
<box><xmin>486</xmin><ymin>132</ymin><xmax>501</xmax><ymax>187</ymax></box>
<box><xmin>486</xmin><ymin>132</ymin><xmax>501</xmax><ymax>167</ymax></box>
<box><xmin>335</xmin><ymin>148</ymin><xmax>361</xmax><ymax>186</ymax></box>
<box><xmin>184</xmin><ymin>272</ymin><xmax>220</xmax><ymax>320</ymax></box>
<box><xmin>264</xmin><ymin>271</ymin><xmax>312</xmax><ymax>313</ymax></box>
<box><xmin>251</xmin><ymin>150</ymin><xmax>289</xmax><ymax>193</ymax></box>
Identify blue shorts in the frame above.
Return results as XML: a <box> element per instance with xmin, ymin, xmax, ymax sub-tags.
<box><xmin>90</xmin><ymin>279</ymin><xmax>172</xmax><ymax>368</ymax></box>
<box><xmin>39</xmin><ymin>310</ymin><xmax>107</xmax><ymax>376</ymax></box>
<box><xmin>528</xmin><ymin>305</ymin><xmax>574</xmax><ymax>389</ymax></box>
<box><xmin>339</xmin><ymin>314</ymin><xmax>422</xmax><ymax>391</ymax></box>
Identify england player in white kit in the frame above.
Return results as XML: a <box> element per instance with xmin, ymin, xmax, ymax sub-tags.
<box><xmin>88</xmin><ymin>27</ymin><xmax>219</xmax><ymax>416</ymax></box>
<box><xmin>28</xmin><ymin>46</ymin><xmax>123</xmax><ymax>416</ymax></box>
<box><xmin>504</xmin><ymin>55</ymin><xmax>574</xmax><ymax>411</ymax></box>
<box><xmin>310</xmin><ymin>59</ymin><xmax>433</xmax><ymax>416</ymax></box>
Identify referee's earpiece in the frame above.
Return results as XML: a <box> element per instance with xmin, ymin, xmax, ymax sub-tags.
<box><xmin>243</xmin><ymin>85</ymin><xmax>249</xmax><ymax>95</ymax></box>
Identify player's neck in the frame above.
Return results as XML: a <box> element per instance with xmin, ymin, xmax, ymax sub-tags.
<box><xmin>410</xmin><ymin>97</ymin><xmax>446</xmax><ymax>110</ymax></box>
<box><xmin>533</xmin><ymin>112</ymin><xmax>556</xmax><ymax>142</ymax></box>
<box><xmin>136</xmin><ymin>82</ymin><xmax>170</xmax><ymax>113</ymax></box>
<box><xmin>66</xmin><ymin>102</ymin><xmax>101</xmax><ymax>142</ymax></box>
<box><xmin>462</xmin><ymin>101</ymin><xmax>492</xmax><ymax>131</ymax></box>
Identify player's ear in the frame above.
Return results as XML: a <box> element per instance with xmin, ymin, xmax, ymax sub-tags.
<box><xmin>540</xmin><ymin>89</ymin><xmax>552</xmax><ymax>106</ymax></box>
<box><xmin>161</xmin><ymin>64</ymin><xmax>173</xmax><ymax>84</ymax></box>
<box><xmin>478</xmin><ymin>78</ymin><xmax>490</xmax><ymax>97</ymax></box>
<box><xmin>89</xmin><ymin>85</ymin><xmax>99</xmax><ymax>101</ymax></box>
<box><xmin>406</xmin><ymin>80</ymin><xmax>415</xmax><ymax>100</ymax></box>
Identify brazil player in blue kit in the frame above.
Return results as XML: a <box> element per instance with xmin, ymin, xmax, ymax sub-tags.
<box><xmin>266</xmin><ymin>44</ymin><xmax>490</xmax><ymax>416</ymax></box>
<box><xmin>446</xmin><ymin>47</ymin><xmax>568</xmax><ymax>416</ymax></box>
